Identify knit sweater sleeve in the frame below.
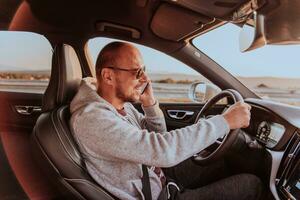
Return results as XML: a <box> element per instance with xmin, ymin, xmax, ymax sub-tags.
<box><xmin>126</xmin><ymin>101</ymin><xmax>167</xmax><ymax>132</ymax></box>
<box><xmin>71</xmin><ymin>104</ymin><xmax>230</xmax><ymax>168</ymax></box>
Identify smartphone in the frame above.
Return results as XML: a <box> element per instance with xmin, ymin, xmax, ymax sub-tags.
<box><xmin>141</xmin><ymin>82</ymin><xmax>149</xmax><ymax>94</ymax></box>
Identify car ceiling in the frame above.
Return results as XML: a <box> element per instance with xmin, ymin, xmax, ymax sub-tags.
<box><xmin>0</xmin><ymin>0</ymin><xmax>249</xmax><ymax>51</ymax></box>
<box><xmin>0</xmin><ymin>0</ymin><xmax>20</xmax><ymax>29</ymax></box>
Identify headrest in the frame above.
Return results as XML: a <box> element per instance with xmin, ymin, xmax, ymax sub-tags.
<box><xmin>42</xmin><ymin>44</ymin><xmax>82</xmax><ymax>112</ymax></box>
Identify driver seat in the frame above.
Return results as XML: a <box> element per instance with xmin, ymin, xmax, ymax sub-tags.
<box><xmin>31</xmin><ymin>44</ymin><xmax>116</xmax><ymax>200</ymax></box>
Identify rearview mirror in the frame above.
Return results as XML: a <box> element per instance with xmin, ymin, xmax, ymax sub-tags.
<box><xmin>239</xmin><ymin>1</ymin><xmax>300</xmax><ymax>52</ymax></box>
<box><xmin>239</xmin><ymin>12</ymin><xmax>265</xmax><ymax>52</ymax></box>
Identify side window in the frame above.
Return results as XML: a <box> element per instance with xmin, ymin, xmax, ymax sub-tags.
<box><xmin>0</xmin><ymin>31</ymin><xmax>52</xmax><ymax>93</ymax></box>
<box><xmin>87</xmin><ymin>37</ymin><xmax>218</xmax><ymax>103</ymax></box>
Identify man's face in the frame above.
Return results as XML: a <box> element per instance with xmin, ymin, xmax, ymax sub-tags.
<box><xmin>113</xmin><ymin>46</ymin><xmax>147</xmax><ymax>103</ymax></box>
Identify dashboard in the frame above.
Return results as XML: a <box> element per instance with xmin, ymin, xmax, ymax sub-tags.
<box><xmin>245</xmin><ymin>98</ymin><xmax>300</xmax><ymax>200</ymax></box>
<box><xmin>244</xmin><ymin>100</ymin><xmax>296</xmax><ymax>151</ymax></box>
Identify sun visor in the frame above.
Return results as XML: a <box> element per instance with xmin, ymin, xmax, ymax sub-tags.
<box><xmin>151</xmin><ymin>3</ymin><xmax>215</xmax><ymax>41</ymax></box>
<box><xmin>163</xmin><ymin>0</ymin><xmax>249</xmax><ymax>19</ymax></box>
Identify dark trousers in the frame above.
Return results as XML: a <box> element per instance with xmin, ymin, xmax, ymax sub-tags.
<box><xmin>162</xmin><ymin>159</ymin><xmax>265</xmax><ymax>200</ymax></box>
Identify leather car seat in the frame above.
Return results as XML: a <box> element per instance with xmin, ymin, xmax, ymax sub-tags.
<box><xmin>31</xmin><ymin>44</ymin><xmax>116</xmax><ymax>200</ymax></box>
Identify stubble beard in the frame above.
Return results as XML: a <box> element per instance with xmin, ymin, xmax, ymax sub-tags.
<box><xmin>115</xmin><ymin>83</ymin><xmax>139</xmax><ymax>103</ymax></box>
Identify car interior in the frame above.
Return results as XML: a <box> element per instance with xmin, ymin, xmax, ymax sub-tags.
<box><xmin>0</xmin><ymin>0</ymin><xmax>299</xmax><ymax>200</ymax></box>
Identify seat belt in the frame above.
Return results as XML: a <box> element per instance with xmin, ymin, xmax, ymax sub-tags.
<box><xmin>142</xmin><ymin>165</ymin><xmax>152</xmax><ymax>200</ymax></box>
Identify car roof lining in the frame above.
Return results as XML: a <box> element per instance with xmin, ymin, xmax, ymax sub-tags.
<box><xmin>151</xmin><ymin>3</ymin><xmax>216</xmax><ymax>41</ymax></box>
<box><xmin>1</xmin><ymin>1</ymin><xmax>251</xmax><ymax>46</ymax></box>
<box><xmin>164</xmin><ymin>0</ymin><xmax>249</xmax><ymax>19</ymax></box>
<box><xmin>0</xmin><ymin>0</ymin><xmax>21</xmax><ymax>30</ymax></box>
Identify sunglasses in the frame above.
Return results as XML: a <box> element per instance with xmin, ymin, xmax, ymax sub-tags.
<box><xmin>106</xmin><ymin>65</ymin><xmax>146</xmax><ymax>79</ymax></box>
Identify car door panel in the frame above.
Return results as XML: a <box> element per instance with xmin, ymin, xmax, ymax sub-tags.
<box><xmin>134</xmin><ymin>103</ymin><xmax>226</xmax><ymax>131</ymax></box>
<box><xmin>0</xmin><ymin>91</ymin><xmax>58</xmax><ymax>200</ymax></box>
<box><xmin>161</xmin><ymin>103</ymin><xmax>226</xmax><ymax>130</ymax></box>
<box><xmin>0</xmin><ymin>135</ymin><xmax>28</xmax><ymax>200</ymax></box>
<box><xmin>0</xmin><ymin>91</ymin><xmax>43</xmax><ymax>130</ymax></box>
<box><xmin>0</xmin><ymin>90</ymin><xmax>40</xmax><ymax>200</ymax></box>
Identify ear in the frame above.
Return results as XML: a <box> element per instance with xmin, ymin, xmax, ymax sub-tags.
<box><xmin>101</xmin><ymin>68</ymin><xmax>114</xmax><ymax>85</ymax></box>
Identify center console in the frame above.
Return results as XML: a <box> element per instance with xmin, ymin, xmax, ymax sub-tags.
<box><xmin>277</xmin><ymin>131</ymin><xmax>300</xmax><ymax>200</ymax></box>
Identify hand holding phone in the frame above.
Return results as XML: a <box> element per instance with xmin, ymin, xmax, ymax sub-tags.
<box><xmin>141</xmin><ymin>82</ymin><xmax>149</xmax><ymax>95</ymax></box>
<box><xmin>139</xmin><ymin>81</ymin><xmax>155</xmax><ymax>106</ymax></box>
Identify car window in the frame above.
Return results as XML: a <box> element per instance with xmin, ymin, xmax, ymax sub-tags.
<box><xmin>193</xmin><ymin>23</ymin><xmax>300</xmax><ymax>107</ymax></box>
<box><xmin>87</xmin><ymin>37</ymin><xmax>219</xmax><ymax>103</ymax></box>
<box><xmin>0</xmin><ymin>31</ymin><xmax>52</xmax><ymax>93</ymax></box>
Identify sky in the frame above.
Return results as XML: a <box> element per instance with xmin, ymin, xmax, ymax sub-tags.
<box><xmin>0</xmin><ymin>31</ymin><xmax>52</xmax><ymax>71</ymax></box>
<box><xmin>193</xmin><ymin>24</ymin><xmax>300</xmax><ymax>78</ymax></box>
<box><xmin>0</xmin><ymin>24</ymin><xmax>300</xmax><ymax>78</ymax></box>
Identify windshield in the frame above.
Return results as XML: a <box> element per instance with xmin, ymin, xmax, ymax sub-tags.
<box><xmin>193</xmin><ymin>23</ymin><xmax>300</xmax><ymax>107</ymax></box>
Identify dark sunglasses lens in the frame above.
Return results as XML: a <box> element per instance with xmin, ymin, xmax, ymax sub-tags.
<box><xmin>136</xmin><ymin>66</ymin><xmax>145</xmax><ymax>78</ymax></box>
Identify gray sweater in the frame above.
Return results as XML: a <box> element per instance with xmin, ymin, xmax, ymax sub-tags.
<box><xmin>70</xmin><ymin>78</ymin><xmax>230</xmax><ymax>200</ymax></box>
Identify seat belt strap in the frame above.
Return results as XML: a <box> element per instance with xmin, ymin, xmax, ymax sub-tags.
<box><xmin>142</xmin><ymin>165</ymin><xmax>152</xmax><ymax>200</ymax></box>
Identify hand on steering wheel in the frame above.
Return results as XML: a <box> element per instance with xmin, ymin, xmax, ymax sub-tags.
<box><xmin>192</xmin><ymin>89</ymin><xmax>251</xmax><ymax>165</ymax></box>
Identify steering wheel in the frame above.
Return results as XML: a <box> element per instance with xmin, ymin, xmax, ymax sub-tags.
<box><xmin>192</xmin><ymin>89</ymin><xmax>243</xmax><ymax>165</ymax></box>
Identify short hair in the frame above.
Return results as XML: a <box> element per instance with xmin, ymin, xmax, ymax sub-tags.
<box><xmin>95</xmin><ymin>41</ymin><xmax>129</xmax><ymax>77</ymax></box>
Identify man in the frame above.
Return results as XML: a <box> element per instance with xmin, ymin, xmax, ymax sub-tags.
<box><xmin>70</xmin><ymin>41</ymin><xmax>263</xmax><ymax>200</ymax></box>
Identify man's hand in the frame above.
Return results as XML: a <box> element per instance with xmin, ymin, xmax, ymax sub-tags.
<box><xmin>139</xmin><ymin>78</ymin><xmax>156</xmax><ymax>107</ymax></box>
<box><xmin>222</xmin><ymin>102</ymin><xmax>251</xmax><ymax>130</ymax></box>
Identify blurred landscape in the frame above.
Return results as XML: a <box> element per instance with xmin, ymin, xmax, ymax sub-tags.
<box><xmin>149</xmin><ymin>73</ymin><xmax>300</xmax><ymax>106</ymax></box>
<box><xmin>0</xmin><ymin>71</ymin><xmax>299</xmax><ymax>106</ymax></box>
